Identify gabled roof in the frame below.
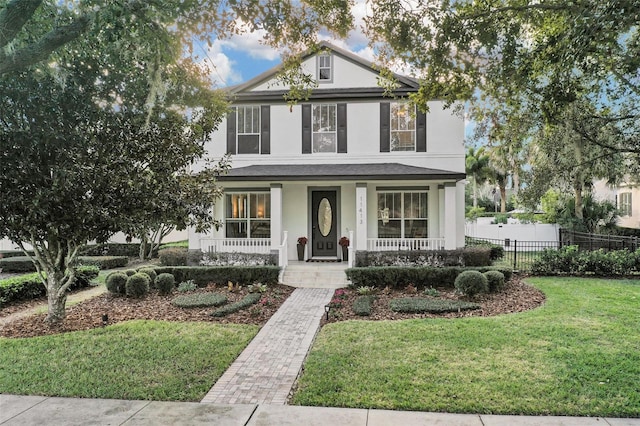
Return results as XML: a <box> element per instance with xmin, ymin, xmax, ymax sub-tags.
<box><xmin>228</xmin><ymin>41</ymin><xmax>419</xmax><ymax>95</ymax></box>
<box><xmin>218</xmin><ymin>163</ymin><xmax>465</xmax><ymax>182</ymax></box>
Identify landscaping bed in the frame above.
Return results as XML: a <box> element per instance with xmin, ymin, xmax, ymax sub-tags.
<box><xmin>0</xmin><ymin>283</ymin><xmax>294</xmax><ymax>338</ymax></box>
<box><xmin>321</xmin><ymin>276</ymin><xmax>545</xmax><ymax>324</ymax></box>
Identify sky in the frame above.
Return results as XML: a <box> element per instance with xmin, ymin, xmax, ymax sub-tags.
<box><xmin>194</xmin><ymin>1</ymin><xmax>377</xmax><ymax>88</ymax></box>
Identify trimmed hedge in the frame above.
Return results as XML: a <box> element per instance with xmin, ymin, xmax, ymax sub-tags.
<box><xmin>0</xmin><ymin>250</ymin><xmax>34</xmax><ymax>259</ymax></box>
<box><xmin>345</xmin><ymin>266</ymin><xmax>512</xmax><ymax>290</ymax></box>
<box><xmin>389</xmin><ymin>298</ymin><xmax>480</xmax><ymax>313</ymax></box>
<box><xmin>0</xmin><ymin>255</ymin><xmax>128</xmax><ymax>272</ymax></box>
<box><xmin>155</xmin><ymin>273</ymin><xmax>175</xmax><ymax>295</ymax></box>
<box><xmin>158</xmin><ymin>248</ymin><xmax>188</xmax><ymax>266</ymax></box>
<box><xmin>172</xmin><ymin>292</ymin><xmax>228</xmax><ymax>308</ymax></box>
<box><xmin>80</xmin><ymin>243</ymin><xmax>153</xmax><ymax>257</ymax></box>
<box><xmin>0</xmin><ymin>265</ymin><xmax>99</xmax><ymax>307</ymax></box>
<box><xmin>144</xmin><ymin>266</ymin><xmax>280</xmax><ymax>286</ymax></box>
<box><xmin>210</xmin><ymin>293</ymin><xmax>262</xmax><ymax>317</ymax></box>
<box><xmin>0</xmin><ymin>256</ymin><xmax>36</xmax><ymax>272</ymax></box>
<box><xmin>200</xmin><ymin>251</ymin><xmax>278</xmax><ymax>266</ymax></box>
<box><xmin>125</xmin><ymin>273</ymin><xmax>150</xmax><ymax>298</ymax></box>
<box><xmin>454</xmin><ymin>270</ymin><xmax>488</xmax><ymax>296</ymax></box>
<box><xmin>354</xmin><ymin>247</ymin><xmax>492</xmax><ymax>268</ymax></box>
<box><xmin>531</xmin><ymin>246</ymin><xmax>640</xmax><ymax>276</ymax></box>
<box><xmin>352</xmin><ymin>295</ymin><xmax>375</xmax><ymax>316</ymax></box>
<box><xmin>78</xmin><ymin>256</ymin><xmax>129</xmax><ymax>269</ymax></box>
<box><xmin>484</xmin><ymin>270</ymin><xmax>505</xmax><ymax>292</ymax></box>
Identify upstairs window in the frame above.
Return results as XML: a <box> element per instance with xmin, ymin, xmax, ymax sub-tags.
<box><xmin>312</xmin><ymin>104</ymin><xmax>337</xmax><ymax>153</ymax></box>
<box><xmin>237</xmin><ymin>106</ymin><xmax>260</xmax><ymax>154</ymax></box>
<box><xmin>317</xmin><ymin>54</ymin><xmax>332</xmax><ymax>82</ymax></box>
<box><xmin>390</xmin><ymin>103</ymin><xmax>416</xmax><ymax>151</ymax></box>
<box><xmin>380</xmin><ymin>102</ymin><xmax>426</xmax><ymax>153</ymax></box>
<box><xmin>226</xmin><ymin>106</ymin><xmax>271</xmax><ymax>155</ymax></box>
<box><xmin>620</xmin><ymin>192</ymin><xmax>632</xmax><ymax>216</ymax></box>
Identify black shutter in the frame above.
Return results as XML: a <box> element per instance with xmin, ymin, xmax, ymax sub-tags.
<box><xmin>416</xmin><ymin>107</ymin><xmax>427</xmax><ymax>152</ymax></box>
<box><xmin>302</xmin><ymin>104</ymin><xmax>311</xmax><ymax>154</ymax></box>
<box><xmin>226</xmin><ymin>107</ymin><xmax>236</xmax><ymax>155</ymax></box>
<box><xmin>260</xmin><ymin>105</ymin><xmax>270</xmax><ymax>154</ymax></box>
<box><xmin>337</xmin><ymin>103</ymin><xmax>347</xmax><ymax>153</ymax></box>
<box><xmin>380</xmin><ymin>102</ymin><xmax>390</xmax><ymax>152</ymax></box>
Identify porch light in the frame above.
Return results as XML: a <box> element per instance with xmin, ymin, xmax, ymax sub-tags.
<box><xmin>324</xmin><ymin>304</ymin><xmax>330</xmax><ymax>321</ymax></box>
<box><xmin>101</xmin><ymin>313</ymin><xmax>108</xmax><ymax>327</ymax></box>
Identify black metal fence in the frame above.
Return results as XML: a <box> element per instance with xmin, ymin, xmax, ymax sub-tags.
<box><xmin>467</xmin><ymin>229</ymin><xmax>640</xmax><ymax>272</ymax></box>
<box><xmin>558</xmin><ymin>229</ymin><xmax>639</xmax><ymax>251</ymax></box>
<box><xmin>466</xmin><ymin>236</ymin><xmax>560</xmax><ymax>272</ymax></box>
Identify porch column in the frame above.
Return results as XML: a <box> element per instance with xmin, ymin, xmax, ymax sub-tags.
<box><xmin>456</xmin><ymin>180</ymin><xmax>466</xmax><ymax>248</ymax></box>
<box><xmin>444</xmin><ymin>182</ymin><xmax>458</xmax><ymax>250</ymax></box>
<box><xmin>270</xmin><ymin>184</ymin><xmax>283</xmax><ymax>250</ymax></box>
<box><xmin>428</xmin><ymin>185</ymin><xmax>439</xmax><ymax>239</ymax></box>
<box><xmin>438</xmin><ymin>185</ymin><xmax>445</xmax><ymax>238</ymax></box>
<box><xmin>356</xmin><ymin>183</ymin><xmax>367</xmax><ymax>250</ymax></box>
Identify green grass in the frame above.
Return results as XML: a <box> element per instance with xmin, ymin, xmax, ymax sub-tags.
<box><xmin>0</xmin><ymin>320</ymin><xmax>258</xmax><ymax>401</ymax></box>
<box><xmin>292</xmin><ymin>277</ymin><xmax>640</xmax><ymax>416</ymax></box>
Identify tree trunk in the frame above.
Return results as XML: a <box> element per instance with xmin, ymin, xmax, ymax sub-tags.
<box><xmin>46</xmin><ymin>275</ymin><xmax>68</xmax><ymax>324</ymax></box>
<box><xmin>500</xmin><ymin>184</ymin><xmax>507</xmax><ymax>213</ymax></box>
<box><xmin>472</xmin><ymin>177</ymin><xmax>478</xmax><ymax>208</ymax></box>
<box><xmin>574</xmin><ymin>182</ymin><xmax>584</xmax><ymax>220</ymax></box>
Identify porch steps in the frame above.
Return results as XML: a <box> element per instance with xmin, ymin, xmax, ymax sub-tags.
<box><xmin>281</xmin><ymin>261</ymin><xmax>350</xmax><ymax>288</ymax></box>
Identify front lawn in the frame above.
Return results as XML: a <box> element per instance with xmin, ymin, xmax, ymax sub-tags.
<box><xmin>0</xmin><ymin>320</ymin><xmax>258</xmax><ymax>401</ymax></box>
<box><xmin>292</xmin><ymin>277</ymin><xmax>640</xmax><ymax>417</ymax></box>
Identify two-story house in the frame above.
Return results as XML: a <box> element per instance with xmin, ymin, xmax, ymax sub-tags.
<box><xmin>188</xmin><ymin>42</ymin><xmax>466</xmax><ymax>266</ymax></box>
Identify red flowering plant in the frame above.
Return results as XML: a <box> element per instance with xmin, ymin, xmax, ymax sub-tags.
<box><xmin>339</xmin><ymin>236</ymin><xmax>349</xmax><ymax>247</ymax></box>
<box><xmin>297</xmin><ymin>237</ymin><xmax>308</xmax><ymax>246</ymax></box>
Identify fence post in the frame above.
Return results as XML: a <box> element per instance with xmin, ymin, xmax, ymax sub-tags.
<box><xmin>513</xmin><ymin>239</ymin><xmax>517</xmax><ymax>270</ymax></box>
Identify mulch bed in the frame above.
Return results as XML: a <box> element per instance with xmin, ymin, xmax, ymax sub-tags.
<box><xmin>320</xmin><ymin>277</ymin><xmax>546</xmax><ymax>324</ymax></box>
<box><xmin>0</xmin><ymin>277</ymin><xmax>545</xmax><ymax>339</ymax></box>
<box><xmin>0</xmin><ymin>284</ymin><xmax>295</xmax><ymax>339</ymax></box>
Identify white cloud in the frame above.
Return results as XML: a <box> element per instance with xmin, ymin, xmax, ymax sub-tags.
<box><xmin>196</xmin><ymin>39</ymin><xmax>243</xmax><ymax>87</ymax></box>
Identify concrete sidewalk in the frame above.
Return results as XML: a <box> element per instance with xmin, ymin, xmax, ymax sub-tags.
<box><xmin>2</xmin><ymin>395</ymin><xmax>638</xmax><ymax>425</ymax></box>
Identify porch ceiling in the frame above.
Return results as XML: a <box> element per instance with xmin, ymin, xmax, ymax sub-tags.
<box><xmin>218</xmin><ymin>163</ymin><xmax>465</xmax><ymax>182</ymax></box>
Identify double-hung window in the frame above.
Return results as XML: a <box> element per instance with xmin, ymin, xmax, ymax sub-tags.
<box><xmin>226</xmin><ymin>105</ymin><xmax>270</xmax><ymax>155</ymax></box>
<box><xmin>317</xmin><ymin>54</ymin><xmax>332</xmax><ymax>82</ymax></box>
<box><xmin>312</xmin><ymin>104</ymin><xmax>337</xmax><ymax>153</ymax></box>
<box><xmin>377</xmin><ymin>191</ymin><xmax>428</xmax><ymax>238</ymax></box>
<box><xmin>390</xmin><ymin>103</ymin><xmax>416</xmax><ymax>151</ymax></box>
<box><xmin>225</xmin><ymin>193</ymin><xmax>271</xmax><ymax>238</ymax></box>
<box><xmin>380</xmin><ymin>102</ymin><xmax>427</xmax><ymax>152</ymax></box>
<box><xmin>620</xmin><ymin>192</ymin><xmax>632</xmax><ymax>216</ymax></box>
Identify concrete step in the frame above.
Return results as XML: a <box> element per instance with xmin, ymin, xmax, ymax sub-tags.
<box><xmin>281</xmin><ymin>262</ymin><xmax>350</xmax><ymax>288</ymax></box>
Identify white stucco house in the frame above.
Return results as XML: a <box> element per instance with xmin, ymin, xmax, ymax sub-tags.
<box><xmin>188</xmin><ymin>42</ymin><xmax>466</xmax><ymax>266</ymax></box>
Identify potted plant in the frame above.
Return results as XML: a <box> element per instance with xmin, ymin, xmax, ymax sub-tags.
<box><xmin>297</xmin><ymin>237</ymin><xmax>308</xmax><ymax>261</ymax></box>
<box><xmin>339</xmin><ymin>236</ymin><xmax>349</xmax><ymax>262</ymax></box>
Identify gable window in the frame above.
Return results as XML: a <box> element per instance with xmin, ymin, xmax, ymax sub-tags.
<box><xmin>390</xmin><ymin>103</ymin><xmax>416</xmax><ymax>151</ymax></box>
<box><xmin>317</xmin><ymin>54</ymin><xmax>332</xmax><ymax>82</ymax></box>
<box><xmin>313</xmin><ymin>104</ymin><xmax>337</xmax><ymax>152</ymax></box>
<box><xmin>377</xmin><ymin>191</ymin><xmax>428</xmax><ymax>238</ymax></box>
<box><xmin>225</xmin><ymin>193</ymin><xmax>271</xmax><ymax>238</ymax></box>
<box><xmin>226</xmin><ymin>106</ymin><xmax>271</xmax><ymax>155</ymax></box>
<box><xmin>620</xmin><ymin>192</ymin><xmax>632</xmax><ymax>216</ymax></box>
<box><xmin>380</xmin><ymin>102</ymin><xmax>427</xmax><ymax>152</ymax></box>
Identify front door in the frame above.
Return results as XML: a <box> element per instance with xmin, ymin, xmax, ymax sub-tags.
<box><xmin>311</xmin><ymin>190</ymin><xmax>337</xmax><ymax>257</ymax></box>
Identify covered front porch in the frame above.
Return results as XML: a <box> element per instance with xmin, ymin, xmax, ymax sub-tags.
<box><xmin>189</xmin><ymin>163</ymin><xmax>466</xmax><ymax>267</ymax></box>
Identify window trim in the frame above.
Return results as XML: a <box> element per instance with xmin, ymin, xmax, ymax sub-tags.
<box><xmin>377</xmin><ymin>190</ymin><xmax>428</xmax><ymax>238</ymax></box>
<box><xmin>225</xmin><ymin>192</ymin><xmax>271</xmax><ymax>239</ymax></box>
<box><xmin>390</xmin><ymin>102</ymin><xmax>416</xmax><ymax>152</ymax></box>
<box><xmin>317</xmin><ymin>54</ymin><xmax>333</xmax><ymax>83</ymax></box>
<box><xmin>236</xmin><ymin>105</ymin><xmax>261</xmax><ymax>154</ymax></box>
<box><xmin>312</xmin><ymin>103</ymin><xmax>338</xmax><ymax>153</ymax></box>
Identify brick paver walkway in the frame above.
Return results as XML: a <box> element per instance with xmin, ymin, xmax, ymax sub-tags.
<box><xmin>201</xmin><ymin>287</ymin><xmax>335</xmax><ymax>405</ymax></box>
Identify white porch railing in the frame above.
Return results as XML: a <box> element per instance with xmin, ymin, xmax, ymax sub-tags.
<box><xmin>278</xmin><ymin>231</ymin><xmax>288</xmax><ymax>268</ymax></box>
<box><xmin>200</xmin><ymin>238</ymin><xmax>271</xmax><ymax>254</ymax></box>
<box><xmin>367</xmin><ymin>238</ymin><xmax>445</xmax><ymax>251</ymax></box>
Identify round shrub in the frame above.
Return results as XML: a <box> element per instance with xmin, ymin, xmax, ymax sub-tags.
<box><xmin>105</xmin><ymin>272</ymin><xmax>128</xmax><ymax>295</ymax></box>
<box><xmin>454</xmin><ymin>270</ymin><xmax>488</xmax><ymax>297</ymax></box>
<box><xmin>484</xmin><ymin>270</ymin><xmax>505</xmax><ymax>293</ymax></box>
<box><xmin>125</xmin><ymin>269</ymin><xmax>136</xmax><ymax>276</ymax></box>
<box><xmin>125</xmin><ymin>273</ymin><xmax>150</xmax><ymax>298</ymax></box>
<box><xmin>155</xmin><ymin>273</ymin><xmax>175</xmax><ymax>295</ymax></box>
<box><xmin>138</xmin><ymin>268</ymin><xmax>157</xmax><ymax>286</ymax></box>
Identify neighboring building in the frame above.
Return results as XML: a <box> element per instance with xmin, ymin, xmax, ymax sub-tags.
<box><xmin>188</xmin><ymin>42</ymin><xmax>466</xmax><ymax>265</ymax></box>
<box><xmin>593</xmin><ymin>179</ymin><xmax>639</xmax><ymax>229</ymax></box>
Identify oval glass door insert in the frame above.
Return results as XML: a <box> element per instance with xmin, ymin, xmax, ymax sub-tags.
<box><xmin>318</xmin><ymin>198</ymin><xmax>332</xmax><ymax>237</ymax></box>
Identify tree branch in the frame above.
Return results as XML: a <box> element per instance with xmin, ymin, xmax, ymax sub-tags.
<box><xmin>458</xmin><ymin>2</ymin><xmax>577</xmax><ymax>20</ymax></box>
<box><xmin>0</xmin><ymin>0</ymin><xmax>42</xmax><ymax>48</ymax></box>
<box><xmin>0</xmin><ymin>14</ymin><xmax>91</xmax><ymax>74</ymax></box>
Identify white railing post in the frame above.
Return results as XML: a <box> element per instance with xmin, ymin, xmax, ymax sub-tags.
<box><xmin>280</xmin><ymin>231</ymin><xmax>288</xmax><ymax>268</ymax></box>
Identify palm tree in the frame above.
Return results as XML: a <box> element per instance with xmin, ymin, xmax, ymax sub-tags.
<box><xmin>465</xmin><ymin>146</ymin><xmax>491</xmax><ymax>208</ymax></box>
